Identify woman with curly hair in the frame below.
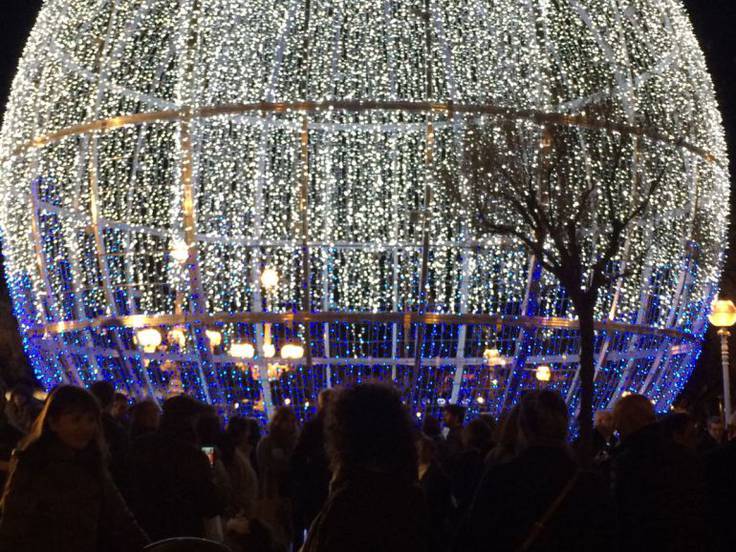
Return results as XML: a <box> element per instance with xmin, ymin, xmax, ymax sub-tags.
<box><xmin>302</xmin><ymin>383</ymin><xmax>430</xmax><ymax>552</ymax></box>
<box><xmin>0</xmin><ymin>385</ymin><xmax>149</xmax><ymax>552</ymax></box>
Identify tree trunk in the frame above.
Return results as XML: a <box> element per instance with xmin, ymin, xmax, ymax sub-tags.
<box><xmin>574</xmin><ymin>296</ymin><xmax>596</xmax><ymax>469</ymax></box>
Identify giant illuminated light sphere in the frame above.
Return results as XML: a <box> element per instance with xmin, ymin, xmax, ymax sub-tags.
<box><xmin>0</xmin><ymin>0</ymin><xmax>728</xmax><ymax>421</ymax></box>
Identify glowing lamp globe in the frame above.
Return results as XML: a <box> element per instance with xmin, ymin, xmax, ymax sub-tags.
<box><xmin>708</xmin><ymin>300</ymin><xmax>736</xmax><ymax>328</ymax></box>
<box><xmin>0</xmin><ymin>1</ymin><xmax>728</xmax><ymax>419</ymax></box>
<box><xmin>260</xmin><ymin>269</ymin><xmax>280</xmax><ymax>291</ymax></box>
<box><xmin>536</xmin><ymin>365</ymin><xmax>552</xmax><ymax>383</ymax></box>
<box><xmin>134</xmin><ymin>328</ymin><xmax>162</xmax><ymax>354</ymax></box>
<box><xmin>229</xmin><ymin>342</ymin><xmax>256</xmax><ymax>360</ymax></box>
<box><xmin>281</xmin><ymin>343</ymin><xmax>305</xmax><ymax>361</ymax></box>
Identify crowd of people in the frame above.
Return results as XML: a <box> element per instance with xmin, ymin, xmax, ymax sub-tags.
<box><xmin>0</xmin><ymin>379</ymin><xmax>733</xmax><ymax>551</ymax></box>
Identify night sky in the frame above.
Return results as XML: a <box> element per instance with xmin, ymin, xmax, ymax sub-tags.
<box><xmin>0</xmin><ymin>2</ymin><xmax>734</xmax><ymax>412</ymax></box>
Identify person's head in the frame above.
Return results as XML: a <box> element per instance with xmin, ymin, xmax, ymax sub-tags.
<box><xmin>707</xmin><ymin>415</ymin><xmax>724</xmax><ymax>443</ymax></box>
<box><xmin>23</xmin><ymin>385</ymin><xmax>103</xmax><ymax>453</ymax></box>
<box><xmin>160</xmin><ymin>394</ymin><xmax>206</xmax><ymax>441</ymax></box>
<box><xmin>269</xmin><ymin>406</ymin><xmax>298</xmax><ymax>445</ymax></box>
<box><xmin>594</xmin><ymin>410</ymin><xmax>615</xmax><ymax>438</ymax></box>
<box><xmin>518</xmin><ymin>390</ymin><xmax>568</xmax><ymax>447</ymax></box>
<box><xmin>9</xmin><ymin>383</ymin><xmax>33</xmax><ymax>409</ymax></box>
<box><xmin>196</xmin><ymin>407</ymin><xmax>223</xmax><ymax>447</ymax></box>
<box><xmin>221</xmin><ymin>416</ymin><xmax>252</xmax><ymax>465</ymax></box>
<box><xmin>225</xmin><ymin>416</ymin><xmax>252</xmax><ymax>449</ymax></box>
<box><xmin>130</xmin><ymin>399</ymin><xmax>160</xmax><ymax>435</ymax></box>
<box><xmin>660</xmin><ymin>412</ymin><xmax>698</xmax><ymax>449</ymax></box>
<box><xmin>327</xmin><ymin>383</ymin><xmax>416</xmax><ymax>481</ymax></box>
<box><xmin>421</xmin><ymin>415</ymin><xmax>442</xmax><ymax>439</ymax></box>
<box><xmin>110</xmin><ymin>393</ymin><xmax>130</xmax><ymax>420</ymax></box>
<box><xmin>496</xmin><ymin>404</ymin><xmax>521</xmax><ymax>454</ymax></box>
<box><xmin>89</xmin><ymin>380</ymin><xmax>116</xmax><ymax>412</ymax></box>
<box><xmin>317</xmin><ymin>388</ymin><xmax>334</xmax><ymax>414</ymax></box>
<box><xmin>463</xmin><ymin>418</ymin><xmax>495</xmax><ymax>454</ymax></box>
<box><xmin>613</xmin><ymin>394</ymin><xmax>656</xmax><ymax>440</ymax></box>
<box><xmin>246</xmin><ymin>417</ymin><xmax>261</xmax><ymax>449</ymax></box>
<box><xmin>443</xmin><ymin>404</ymin><xmax>466</xmax><ymax>429</ymax></box>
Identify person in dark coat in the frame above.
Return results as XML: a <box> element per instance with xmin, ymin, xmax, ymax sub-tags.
<box><xmin>0</xmin><ymin>393</ymin><xmax>23</xmax><ymax>490</ymax></box>
<box><xmin>697</xmin><ymin>415</ymin><xmax>724</xmax><ymax>454</ymax></box>
<box><xmin>455</xmin><ymin>390</ymin><xmax>614</xmax><ymax>552</ymax></box>
<box><xmin>128</xmin><ymin>399</ymin><xmax>160</xmax><ymax>440</ymax></box>
<box><xmin>4</xmin><ymin>382</ymin><xmax>42</xmax><ymax>434</ymax></box>
<box><xmin>90</xmin><ymin>381</ymin><xmax>129</xmax><ymax>485</ymax></box>
<box><xmin>124</xmin><ymin>394</ymin><xmax>224</xmax><ymax>541</ymax></box>
<box><xmin>0</xmin><ymin>385</ymin><xmax>148</xmax><ymax>552</ymax></box>
<box><xmin>442</xmin><ymin>404</ymin><xmax>466</xmax><ymax>461</ymax></box>
<box><xmin>290</xmin><ymin>389</ymin><xmax>333</xmax><ymax>548</ymax></box>
<box><xmin>705</xmin><ymin>437</ymin><xmax>736</xmax><ymax>551</ymax></box>
<box><xmin>612</xmin><ymin>394</ymin><xmax>707</xmax><ymax>552</ymax></box>
<box><xmin>417</xmin><ymin>434</ymin><xmax>452</xmax><ymax>552</ymax></box>
<box><xmin>302</xmin><ymin>383</ymin><xmax>431</xmax><ymax>552</ymax></box>
<box><xmin>450</xmin><ymin>418</ymin><xmax>494</xmax><ymax>516</ymax></box>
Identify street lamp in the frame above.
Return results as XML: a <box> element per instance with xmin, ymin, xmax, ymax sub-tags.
<box><xmin>709</xmin><ymin>299</ymin><xmax>736</xmax><ymax>422</ymax></box>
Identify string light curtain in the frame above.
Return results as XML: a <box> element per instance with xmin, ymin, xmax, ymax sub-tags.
<box><xmin>0</xmin><ymin>0</ymin><xmax>728</xmax><ymax>422</ymax></box>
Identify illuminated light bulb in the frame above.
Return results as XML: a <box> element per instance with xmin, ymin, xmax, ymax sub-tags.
<box><xmin>229</xmin><ymin>342</ymin><xmax>255</xmax><ymax>359</ymax></box>
<box><xmin>234</xmin><ymin>402</ymin><xmax>239</xmax><ymax>410</ymax></box>
<box><xmin>134</xmin><ymin>328</ymin><xmax>162</xmax><ymax>353</ymax></box>
<box><xmin>168</xmin><ymin>327</ymin><xmax>186</xmax><ymax>348</ymax></box>
<box><xmin>284</xmin><ymin>398</ymin><xmax>292</xmax><ymax>406</ymax></box>
<box><xmin>709</xmin><ymin>299</ymin><xmax>736</xmax><ymax>328</ymax></box>
<box><xmin>536</xmin><ymin>365</ymin><xmax>552</xmax><ymax>382</ymax></box>
<box><xmin>170</xmin><ymin>239</ymin><xmax>190</xmax><ymax>264</ymax></box>
<box><xmin>621</xmin><ymin>391</ymin><xmax>632</xmax><ymax>398</ymax></box>
<box><xmin>205</xmin><ymin>329</ymin><xmax>222</xmax><ymax>348</ymax></box>
<box><xmin>305</xmin><ymin>401</ymin><xmax>310</xmax><ymax>408</ymax></box>
<box><xmin>260</xmin><ymin>268</ymin><xmax>279</xmax><ymax>290</ymax></box>
<box><xmin>476</xmin><ymin>396</ymin><xmax>485</xmax><ymax>405</ymax></box>
<box><xmin>416</xmin><ymin>411</ymin><xmax>423</xmax><ymax>419</ymax></box>
<box><xmin>281</xmin><ymin>343</ymin><xmax>305</xmax><ymax>360</ymax></box>
<box><xmin>263</xmin><ymin>343</ymin><xmax>276</xmax><ymax>359</ymax></box>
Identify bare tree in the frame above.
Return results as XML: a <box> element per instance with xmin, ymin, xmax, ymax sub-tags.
<box><xmin>452</xmin><ymin>110</ymin><xmax>672</xmax><ymax>464</ymax></box>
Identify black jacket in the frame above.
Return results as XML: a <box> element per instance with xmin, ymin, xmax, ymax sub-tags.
<box><xmin>0</xmin><ymin>439</ymin><xmax>148</xmax><ymax>552</ymax></box>
<box><xmin>612</xmin><ymin>423</ymin><xmax>706</xmax><ymax>552</ymax></box>
<box><xmin>302</xmin><ymin>467</ymin><xmax>431</xmax><ymax>552</ymax></box>
<box><xmin>124</xmin><ymin>425</ymin><xmax>224</xmax><ymax>541</ymax></box>
<box><xmin>705</xmin><ymin>440</ymin><xmax>736</xmax><ymax>551</ymax></box>
<box><xmin>455</xmin><ymin>445</ymin><xmax>614</xmax><ymax>552</ymax></box>
<box><xmin>290</xmin><ymin>416</ymin><xmax>331</xmax><ymax>527</ymax></box>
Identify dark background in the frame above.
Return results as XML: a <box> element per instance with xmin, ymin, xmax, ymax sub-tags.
<box><xmin>0</xmin><ymin>1</ymin><xmax>733</xmax><ymax>414</ymax></box>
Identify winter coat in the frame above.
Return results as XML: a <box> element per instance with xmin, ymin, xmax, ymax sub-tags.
<box><xmin>455</xmin><ymin>445</ymin><xmax>614</xmax><ymax>552</ymax></box>
<box><xmin>124</xmin><ymin>427</ymin><xmax>224</xmax><ymax>541</ymax></box>
<box><xmin>0</xmin><ymin>439</ymin><xmax>148</xmax><ymax>552</ymax></box>
<box><xmin>418</xmin><ymin>462</ymin><xmax>452</xmax><ymax>552</ymax></box>
<box><xmin>257</xmin><ymin>434</ymin><xmax>296</xmax><ymax>499</ymax></box>
<box><xmin>612</xmin><ymin>423</ymin><xmax>706</xmax><ymax>552</ymax></box>
<box><xmin>705</xmin><ymin>440</ymin><xmax>736</xmax><ymax>551</ymax></box>
<box><xmin>290</xmin><ymin>416</ymin><xmax>330</xmax><ymax>529</ymax></box>
<box><xmin>302</xmin><ymin>467</ymin><xmax>431</xmax><ymax>552</ymax></box>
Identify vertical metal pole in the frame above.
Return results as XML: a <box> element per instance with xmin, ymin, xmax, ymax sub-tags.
<box><xmin>300</xmin><ymin>117</ymin><xmax>313</xmax><ymax>373</ymax></box>
<box><xmin>720</xmin><ymin>329</ymin><xmax>732</xmax><ymax>424</ymax></box>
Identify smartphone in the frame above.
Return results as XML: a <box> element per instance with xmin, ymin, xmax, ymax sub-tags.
<box><xmin>202</xmin><ymin>446</ymin><xmax>215</xmax><ymax>466</ymax></box>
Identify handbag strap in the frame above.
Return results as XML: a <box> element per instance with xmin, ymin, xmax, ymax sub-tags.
<box><xmin>517</xmin><ymin>470</ymin><xmax>580</xmax><ymax>552</ymax></box>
